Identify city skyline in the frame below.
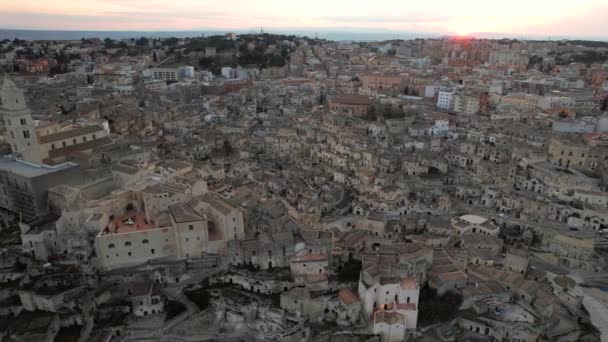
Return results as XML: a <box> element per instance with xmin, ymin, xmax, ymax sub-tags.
<box><xmin>0</xmin><ymin>0</ymin><xmax>607</xmax><ymax>39</ymax></box>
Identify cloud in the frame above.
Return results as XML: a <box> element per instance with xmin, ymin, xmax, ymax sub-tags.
<box><xmin>0</xmin><ymin>0</ymin><xmax>606</xmax><ymax>37</ymax></box>
<box><xmin>319</xmin><ymin>13</ymin><xmax>452</xmax><ymax>24</ymax></box>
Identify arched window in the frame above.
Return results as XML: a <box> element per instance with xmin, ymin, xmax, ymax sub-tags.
<box><xmin>142</xmin><ymin>239</ymin><xmax>149</xmax><ymax>244</ymax></box>
<box><xmin>125</xmin><ymin>241</ymin><xmax>132</xmax><ymax>246</ymax></box>
<box><xmin>108</xmin><ymin>243</ymin><xmax>115</xmax><ymax>249</ymax></box>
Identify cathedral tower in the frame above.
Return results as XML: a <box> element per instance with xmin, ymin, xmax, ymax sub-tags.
<box><xmin>0</xmin><ymin>76</ymin><xmax>42</xmax><ymax>163</ymax></box>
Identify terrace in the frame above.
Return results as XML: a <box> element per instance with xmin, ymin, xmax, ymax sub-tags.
<box><xmin>100</xmin><ymin>212</ymin><xmax>157</xmax><ymax>236</ymax></box>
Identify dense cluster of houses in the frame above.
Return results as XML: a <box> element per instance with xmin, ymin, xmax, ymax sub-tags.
<box><xmin>0</xmin><ymin>34</ymin><xmax>607</xmax><ymax>341</ymax></box>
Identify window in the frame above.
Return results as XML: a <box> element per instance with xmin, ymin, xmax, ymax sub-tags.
<box><xmin>93</xmin><ymin>134</ymin><xmax>96</xmax><ymax>139</ymax></box>
<box><xmin>128</xmin><ymin>252</ymin><xmax>132</xmax><ymax>256</ymax></box>
<box><xmin>108</xmin><ymin>243</ymin><xmax>115</xmax><ymax>249</ymax></box>
<box><xmin>62</xmin><ymin>141</ymin><xmax>66</xmax><ymax>147</ymax></box>
<box><xmin>20</xmin><ymin>118</ymin><xmax>26</xmax><ymax>125</ymax></box>
<box><xmin>189</xmin><ymin>225</ymin><xmax>194</xmax><ymax>230</ymax></box>
<box><xmin>9</xmin><ymin>131</ymin><xmax>14</xmax><ymax>139</ymax></box>
<box><xmin>125</xmin><ymin>241</ymin><xmax>132</xmax><ymax>246</ymax></box>
<box><xmin>73</xmin><ymin>139</ymin><xmax>76</xmax><ymax>145</ymax></box>
<box><xmin>51</xmin><ymin>144</ymin><xmax>55</xmax><ymax>150</ymax></box>
<box><xmin>22</xmin><ymin>130</ymin><xmax>30</xmax><ymax>139</ymax></box>
<box><xmin>142</xmin><ymin>239</ymin><xmax>149</xmax><ymax>244</ymax></box>
<box><xmin>151</xmin><ymin>249</ymin><xmax>155</xmax><ymax>254</ymax></box>
<box><xmin>83</xmin><ymin>136</ymin><xmax>87</xmax><ymax>142</ymax></box>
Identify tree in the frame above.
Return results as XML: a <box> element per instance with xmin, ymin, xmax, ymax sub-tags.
<box><xmin>268</xmin><ymin>54</ymin><xmax>286</xmax><ymax>67</ymax></box>
<box><xmin>367</xmin><ymin>104</ymin><xmax>377</xmax><ymax>118</ymax></box>
<box><xmin>223</xmin><ymin>140</ymin><xmax>233</xmax><ymax>156</ymax></box>
<box><xmin>198</xmin><ymin>57</ymin><xmax>213</xmax><ymax>69</ymax></box>
<box><xmin>238</xmin><ymin>43</ymin><xmax>249</xmax><ymax>53</ymax></box>
<box><xmin>601</xmin><ymin>96</ymin><xmax>608</xmax><ymax>111</ymax></box>
<box><xmin>135</xmin><ymin>37</ymin><xmax>149</xmax><ymax>47</ymax></box>
<box><xmin>417</xmin><ymin>285</ymin><xmax>462</xmax><ymax>327</ymax></box>
<box><xmin>103</xmin><ymin>38</ymin><xmax>115</xmax><ymax>49</ymax></box>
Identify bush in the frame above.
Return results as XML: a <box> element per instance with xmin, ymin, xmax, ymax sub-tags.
<box><xmin>337</xmin><ymin>258</ymin><xmax>362</xmax><ymax>283</ymax></box>
<box><xmin>417</xmin><ymin>285</ymin><xmax>462</xmax><ymax>327</ymax></box>
<box><xmin>184</xmin><ymin>288</ymin><xmax>211</xmax><ymax>310</ymax></box>
<box><xmin>164</xmin><ymin>300</ymin><xmax>186</xmax><ymax>321</ymax></box>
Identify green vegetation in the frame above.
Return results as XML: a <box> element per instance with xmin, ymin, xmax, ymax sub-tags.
<box><xmin>601</xmin><ymin>97</ymin><xmax>608</xmax><ymax>111</ymax></box>
<box><xmin>164</xmin><ymin>300</ymin><xmax>186</xmax><ymax>321</ymax></box>
<box><xmin>0</xmin><ymin>225</ymin><xmax>20</xmax><ymax>248</ymax></box>
<box><xmin>54</xmin><ymin>325</ymin><xmax>81</xmax><ymax>342</ymax></box>
<box><xmin>562</xmin><ymin>40</ymin><xmax>608</xmax><ymax>49</ymax></box>
<box><xmin>184</xmin><ymin>288</ymin><xmax>211</xmax><ymax>310</ymax></box>
<box><xmin>223</xmin><ymin>140</ymin><xmax>233</xmax><ymax>156</ymax></box>
<box><xmin>555</xmin><ymin>51</ymin><xmax>608</xmax><ymax>66</ymax></box>
<box><xmin>337</xmin><ymin>258</ymin><xmax>362</xmax><ymax>283</ymax></box>
<box><xmin>365</xmin><ymin>103</ymin><xmax>405</xmax><ymax>121</ymax></box>
<box><xmin>417</xmin><ymin>285</ymin><xmax>462</xmax><ymax>327</ymax></box>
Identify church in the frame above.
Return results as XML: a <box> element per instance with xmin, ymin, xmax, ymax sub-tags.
<box><xmin>0</xmin><ymin>75</ymin><xmax>111</xmax><ymax>165</ymax></box>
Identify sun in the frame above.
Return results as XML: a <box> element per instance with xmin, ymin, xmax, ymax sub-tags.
<box><xmin>454</xmin><ymin>31</ymin><xmax>471</xmax><ymax>40</ymax></box>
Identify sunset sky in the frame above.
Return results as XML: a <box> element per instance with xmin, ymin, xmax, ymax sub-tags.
<box><xmin>0</xmin><ymin>0</ymin><xmax>606</xmax><ymax>38</ymax></box>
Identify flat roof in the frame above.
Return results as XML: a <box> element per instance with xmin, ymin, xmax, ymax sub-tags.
<box><xmin>329</xmin><ymin>94</ymin><xmax>372</xmax><ymax>106</ymax></box>
<box><xmin>0</xmin><ymin>157</ymin><xmax>77</xmax><ymax>178</ymax></box>
<box><xmin>101</xmin><ymin>212</ymin><xmax>155</xmax><ymax>235</ymax></box>
<box><xmin>459</xmin><ymin>214</ymin><xmax>488</xmax><ymax>225</ymax></box>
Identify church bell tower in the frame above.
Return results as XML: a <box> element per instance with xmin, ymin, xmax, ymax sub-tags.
<box><xmin>0</xmin><ymin>75</ymin><xmax>41</xmax><ymax>163</ymax></box>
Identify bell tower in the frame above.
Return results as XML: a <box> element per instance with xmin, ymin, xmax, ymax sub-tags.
<box><xmin>1</xmin><ymin>75</ymin><xmax>41</xmax><ymax>163</ymax></box>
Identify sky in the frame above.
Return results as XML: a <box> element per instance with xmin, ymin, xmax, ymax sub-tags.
<box><xmin>0</xmin><ymin>0</ymin><xmax>607</xmax><ymax>38</ymax></box>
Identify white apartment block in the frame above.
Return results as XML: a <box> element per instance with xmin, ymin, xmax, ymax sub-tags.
<box><xmin>453</xmin><ymin>94</ymin><xmax>481</xmax><ymax>115</ymax></box>
<box><xmin>150</xmin><ymin>68</ymin><xmax>178</xmax><ymax>81</ymax></box>
<box><xmin>437</xmin><ymin>91</ymin><xmax>454</xmax><ymax>110</ymax></box>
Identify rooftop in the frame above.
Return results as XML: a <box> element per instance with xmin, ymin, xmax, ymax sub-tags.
<box><xmin>338</xmin><ymin>288</ymin><xmax>360</xmax><ymax>305</ymax></box>
<box><xmin>0</xmin><ymin>157</ymin><xmax>77</xmax><ymax>178</ymax></box>
<box><xmin>39</xmin><ymin>124</ymin><xmax>105</xmax><ymax>144</ymax></box>
<box><xmin>329</xmin><ymin>94</ymin><xmax>372</xmax><ymax>106</ymax></box>
<box><xmin>101</xmin><ymin>212</ymin><xmax>157</xmax><ymax>235</ymax></box>
<box><xmin>169</xmin><ymin>204</ymin><xmax>205</xmax><ymax>223</ymax></box>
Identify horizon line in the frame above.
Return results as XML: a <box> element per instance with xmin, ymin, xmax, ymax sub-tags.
<box><xmin>0</xmin><ymin>27</ymin><xmax>607</xmax><ymax>42</ymax></box>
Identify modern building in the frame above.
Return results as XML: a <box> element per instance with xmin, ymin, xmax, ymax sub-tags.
<box><xmin>0</xmin><ymin>157</ymin><xmax>83</xmax><ymax>220</ymax></box>
<box><xmin>437</xmin><ymin>91</ymin><xmax>454</xmax><ymax>110</ymax></box>
<box><xmin>147</xmin><ymin>68</ymin><xmax>178</xmax><ymax>81</ymax></box>
<box><xmin>452</xmin><ymin>93</ymin><xmax>481</xmax><ymax>115</ymax></box>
